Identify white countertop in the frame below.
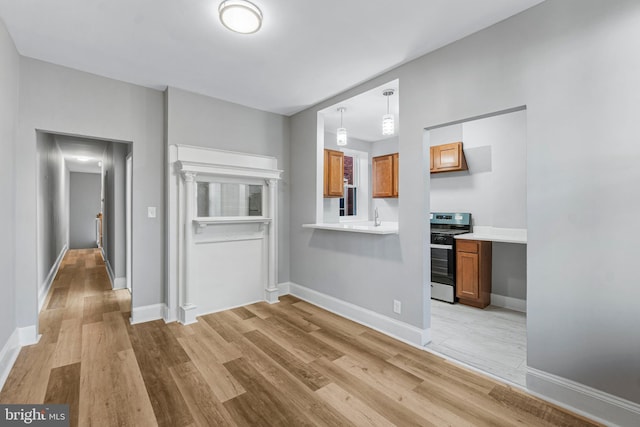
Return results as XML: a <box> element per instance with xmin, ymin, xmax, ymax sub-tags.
<box><xmin>302</xmin><ymin>221</ymin><xmax>399</xmax><ymax>235</ymax></box>
<box><xmin>454</xmin><ymin>226</ymin><xmax>527</xmax><ymax>244</ymax></box>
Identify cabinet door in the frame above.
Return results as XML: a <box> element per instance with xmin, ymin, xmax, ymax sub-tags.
<box><xmin>392</xmin><ymin>153</ymin><xmax>399</xmax><ymax>197</ymax></box>
<box><xmin>456</xmin><ymin>251</ymin><xmax>479</xmax><ymax>300</ymax></box>
<box><xmin>432</xmin><ymin>142</ymin><xmax>467</xmax><ymax>173</ymax></box>
<box><xmin>372</xmin><ymin>154</ymin><xmax>394</xmax><ymax>198</ymax></box>
<box><xmin>324</xmin><ymin>149</ymin><xmax>344</xmax><ymax>197</ymax></box>
<box><xmin>429</xmin><ymin>147</ymin><xmax>435</xmax><ymax>173</ymax></box>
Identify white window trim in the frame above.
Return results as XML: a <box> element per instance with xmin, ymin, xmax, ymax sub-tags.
<box><xmin>339</xmin><ymin>148</ymin><xmax>369</xmax><ymax>223</ymax></box>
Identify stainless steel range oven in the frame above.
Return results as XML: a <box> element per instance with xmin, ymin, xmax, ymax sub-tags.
<box><xmin>430</xmin><ymin>212</ymin><xmax>472</xmax><ymax>303</ymax></box>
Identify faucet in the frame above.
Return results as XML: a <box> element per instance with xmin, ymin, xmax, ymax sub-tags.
<box><xmin>374</xmin><ymin>208</ymin><xmax>381</xmax><ymax>227</ymax></box>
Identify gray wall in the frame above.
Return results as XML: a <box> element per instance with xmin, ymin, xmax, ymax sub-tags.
<box><xmin>492</xmin><ymin>243</ymin><xmax>527</xmax><ymax>300</ymax></box>
<box><xmin>36</xmin><ymin>132</ymin><xmax>69</xmax><ymax>295</ymax></box>
<box><xmin>166</xmin><ymin>87</ymin><xmax>291</xmax><ymax>283</ymax></box>
<box><xmin>69</xmin><ymin>172</ymin><xmax>101</xmax><ymax>248</ymax></box>
<box><xmin>430</xmin><ymin>109</ymin><xmax>527</xmax><ymax>228</ymax></box>
<box><xmin>15</xmin><ymin>58</ymin><xmax>165</xmax><ymax>329</ymax></box>
<box><xmin>290</xmin><ymin>0</ymin><xmax>640</xmax><ymax>404</ymax></box>
<box><xmin>0</xmin><ymin>18</ymin><xmax>19</xmax><ymax>350</ymax></box>
<box><xmin>103</xmin><ymin>142</ymin><xmax>129</xmax><ymax>278</ymax></box>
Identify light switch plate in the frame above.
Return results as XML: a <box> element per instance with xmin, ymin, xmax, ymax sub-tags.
<box><xmin>147</xmin><ymin>206</ymin><xmax>156</xmax><ymax>218</ymax></box>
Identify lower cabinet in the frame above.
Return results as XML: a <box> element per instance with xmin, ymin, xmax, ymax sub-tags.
<box><xmin>456</xmin><ymin>239</ymin><xmax>492</xmax><ymax>308</ymax></box>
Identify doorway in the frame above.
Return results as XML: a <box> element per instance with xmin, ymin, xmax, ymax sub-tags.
<box><xmin>426</xmin><ymin>108</ymin><xmax>528</xmax><ymax>386</ymax></box>
<box><xmin>36</xmin><ymin>132</ymin><xmax>133</xmax><ymax>317</ymax></box>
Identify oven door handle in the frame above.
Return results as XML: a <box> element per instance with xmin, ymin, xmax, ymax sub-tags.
<box><xmin>431</xmin><ymin>244</ymin><xmax>453</xmax><ymax>250</ymax></box>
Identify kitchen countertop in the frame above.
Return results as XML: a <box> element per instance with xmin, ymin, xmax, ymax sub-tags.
<box><xmin>454</xmin><ymin>226</ymin><xmax>527</xmax><ymax>244</ymax></box>
<box><xmin>302</xmin><ymin>221</ymin><xmax>399</xmax><ymax>235</ymax></box>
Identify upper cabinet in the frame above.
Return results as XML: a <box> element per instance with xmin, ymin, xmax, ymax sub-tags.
<box><xmin>372</xmin><ymin>153</ymin><xmax>399</xmax><ymax>198</ymax></box>
<box><xmin>430</xmin><ymin>142</ymin><xmax>468</xmax><ymax>174</ymax></box>
<box><xmin>324</xmin><ymin>149</ymin><xmax>344</xmax><ymax>198</ymax></box>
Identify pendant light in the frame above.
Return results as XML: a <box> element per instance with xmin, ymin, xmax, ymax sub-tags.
<box><xmin>218</xmin><ymin>0</ymin><xmax>263</xmax><ymax>34</ymax></box>
<box><xmin>382</xmin><ymin>89</ymin><xmax>395</xmax><ymax>136</ymax></box>
<box><xmin>336</xmin><ymin>107</ymin><xmax>347</xmax><ymax>146</ymax></box>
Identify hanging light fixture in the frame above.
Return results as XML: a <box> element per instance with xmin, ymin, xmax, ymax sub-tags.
<box><xmin>218</xmin><ymin>0</ymin><xmax>263</xmax><ymax>34</ymax></box>
<box><xmin>336</xmin><ymin>107</ymin><xmax>347</xmax><ymax>146</ymax></box>
<box><xmin>382</xmin><ymin>89</ymin><xmax>395</xmax><ymax>136</ymax></box>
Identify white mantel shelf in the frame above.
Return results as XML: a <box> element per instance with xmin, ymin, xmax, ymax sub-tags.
<box><xmin>193</xmin><ymin>216</ymin><xmax>272</xmax><ymax>232</ymax></box>
<box><xmin>194</xmin><ymin>216</ymin><xmax>271</xmax><ymax>226</ymax></box>
<box><xmin>454</xmin><ymin>226</ymin><xmax>527</xmax><ymax>244</ymax></box>
<box><xmin>303</xmin><ymin>221</ymin><xmax>399</xmax><ymax>235</ymax></box>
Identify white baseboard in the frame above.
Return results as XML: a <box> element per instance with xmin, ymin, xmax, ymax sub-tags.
<box><xmin>38</xmin><ymin>244</ymin><xmax>68</xmax><ymax>311</ymax></box>
<box><xmin>491</xmin><ymin>293</ymin><xmax>526</xmax><ymax>313</ymax></box>
<box><xmin>105</xmin><ymin>259</ymin><xmax>115</xmax><ymax>289</ymax></box>
<box><xmin>527</xmin><ymin>367</ymin><xmax>640</xmax><ymax>427</ymax></box>
<box><xmin>0</xmin><ymin>330</ymin><xmax>21</xmax><ymax>391</ymax></box>
<box><xmin>287</xmin><ymin>282</ymin><xmax>430</xmax><ymax>347</ymax></box>
<box><xmin>18</xmin><ymin>325</ymin><xmax>39</xmax><ymax>346</ymax></box>
<box><xmin>277</xmin><ymin>282</ymin><xmax>291</xmax><ymax>296</ymax></box>
<box><xmin>130</xmin><ymin>304</ymin><xmax>167</xmax><ymax>325</ymax></box>
<box><xmin>105</xmin><ymin>257</ymin><xmax>126</xmax><ymax>290</ymax></box>
<box><xmin>113</xmin><ymin>277</ymin><xmax>127</xmax><ymax>290</ymax></box>
<box><xmin>164</xmin><ymin>305</ymin><xmax>178</xmax><ymax>323</ymax></box>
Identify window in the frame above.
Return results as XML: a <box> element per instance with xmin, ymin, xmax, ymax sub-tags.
<box><xmin>340</xmin><ymin>155</ymin><xmax>357</xmax><ymax>217</ymax></box>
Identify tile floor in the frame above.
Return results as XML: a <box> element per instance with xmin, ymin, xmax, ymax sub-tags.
<box><xmin>426</xmin><ymin>299</ymin><xmax>527</xmax><ymax>386</ymax></box>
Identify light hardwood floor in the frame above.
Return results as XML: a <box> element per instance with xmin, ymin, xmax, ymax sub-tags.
<box><xmin>428</xmin><ymin>300</ymin><xmax>527</xmax><ymax>386</ymax></box>
<box><xmin>0</xmin><ymin>249</ymin><xmax>600</xmax><ymax>426</ymax></box>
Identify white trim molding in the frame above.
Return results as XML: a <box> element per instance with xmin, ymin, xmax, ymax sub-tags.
<box><xmin>277</xmin><ymin>282</ymin><xmax>291</xmax><ymax>296</ymax></box>
<box><xmin>527</xmin><ymin>367</ymin><xmax>640</xmax><ymax>427</ymax></box>
<box><xmin>490</xmin><ymin>294</ymin><xmax>526</xmax><ymax>313</ymax></box>
<box><xmin>287</xmin><ymin>283</ymin><xmax>430</xmax><ymax>347</ymax></box>
<box><xmin>113</xmin><ymin>277</ymin><xmax>127</xmax><ymax>290</ymax></box>
<box><xmin>103</xmin><ymin>252</ymin><xmax>127</xmax><ymax>290</ymax></box>
<box><xmin>105</xmin><ymin>258</ymin><xmax>115</xmax><ymax>288</ymax></box>
<box><xmin>38</xmin><ymin>244</ymin><xmax>68</xmax><ymax>311</ymax></box>
<box><xmin>130</xmin><ymin>304</ymin><xmax>167</xmax><ymax>325</ymax></box>
<box><xmin>167</xmin><ymin>145</ymin><xmax>283</xmax><ymax>325</ymax></box>
<box><xmin>18</xmin><ymin>325</ymin><xmax>40</xmax><ymax>346</ymax></box>
<box><xmin>0</xmin><ymin>330</ymin><xmax>21</xmax><ymax>391</ymax></box>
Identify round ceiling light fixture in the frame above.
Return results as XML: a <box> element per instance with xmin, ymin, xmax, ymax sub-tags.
<box><xmin>218</xmin><ymin>0</ymin><xmax>263</xmax><ymax>34</ymax></box>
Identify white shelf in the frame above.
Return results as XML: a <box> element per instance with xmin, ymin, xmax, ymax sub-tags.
<box><xmin>454</xmin><ymin>226</ymin><xmax>527</xmax><ymax>244</ymax></box>
<box><xmin>302</xmin><ymin>221</ymin><xmax>398</xmax><ymax>235</ymax></box>
<box><xmin>193</xmin><ymin>216</ymin><xmax>271</xmax><ymax>231</ymax></box>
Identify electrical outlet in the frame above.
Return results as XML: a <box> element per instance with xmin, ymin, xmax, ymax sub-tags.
<box><xmin>393</xmin><ymin>300</ymin><xmax>401</xmax><ymax>314</ymax></box>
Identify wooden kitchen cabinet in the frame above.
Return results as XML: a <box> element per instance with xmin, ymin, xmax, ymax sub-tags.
<box><xmin>324</xmin><ymin>149</ymin><xmax>344</xmax><ymax>198</ymax></box>
<box><xmin>372</xmin><ymin>153</ymin><xmax>399</xmax><ymax>198</ymax></box>
<box><xmin>430</xmin><ymin>142</ymin><xmax>468</xmax><ymax>174</ymax></box>
<box><xmin>456</xmin><ymin>239</ymin><xmax>492</xmax><ymax>308</ymax></box>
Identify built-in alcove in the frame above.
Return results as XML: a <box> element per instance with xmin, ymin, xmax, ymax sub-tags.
<box><xmin>167</xmin><ymin>145</ymin><xmax>282</xmax><ymax>324</ymax></box>
<box><xmin>304</xmin><ymin>80</ymin><xmax>400</xmax><ymax>234</ymax></box>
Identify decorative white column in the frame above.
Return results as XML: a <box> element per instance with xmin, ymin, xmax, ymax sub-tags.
<box><xmin>264</xmin><ymin>178</ymin><xmax>279</xmax><ymax>303</ymax></box>
<box><xmin>179</xmin><ymin>171</ymin><xmax>198</xmax><ymax>324</ymax></box>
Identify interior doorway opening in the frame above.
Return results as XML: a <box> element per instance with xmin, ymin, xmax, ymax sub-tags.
<box><xmin>35</xmin><ymin>131</ymin><xmax>133</xmax><ymax>320</ymax></box>
<box><xmin>425</xmin><ymin>107</ymin><xmax>528</xmax><ymax>386</ymax></box>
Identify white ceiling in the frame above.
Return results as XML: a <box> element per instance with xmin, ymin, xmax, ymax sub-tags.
<box><xmin>321</xmin><ymin>80</ymin><xmax>399</xmax><ymax>142</ymax></box>
<box><xmin>0</xmin><ymin>0</ymin><xmax>545</xmax><ymax>116</ymax></box>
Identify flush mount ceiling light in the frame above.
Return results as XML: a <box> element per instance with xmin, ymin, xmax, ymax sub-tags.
<box><xmin>336</xmin><ymin>107</ymin><xmax>347</xmax><ymax>146</ymax></box>
<box><xmin>75</xmin><ymin>156</ymin><xmax>91</xmax><ymax>162</ymax></box>
<box><xmin>382</xmin><ymin>89</ymin><xmax>395</xmax><ymax>136</ymax></box>
<box><xmin>218</xmin><ymin>0</ymin><xmax>263</xmax><ymax>34</ymax></box>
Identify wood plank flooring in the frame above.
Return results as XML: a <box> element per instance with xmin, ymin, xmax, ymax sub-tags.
<box><xmin>0</xmin><ymin>249</ymin><xmax>601</xmax><ymax>426</ymax></box>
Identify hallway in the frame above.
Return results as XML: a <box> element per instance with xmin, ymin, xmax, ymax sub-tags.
<box><xmin>0</xmin><ymin>250</ymin><xmax>600</xmax><ymax>427</ymax></box>
<box><xmin>0</xmin><ymin>249</ymin><xmax>151</xmax><ymax>425</ymax></box>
